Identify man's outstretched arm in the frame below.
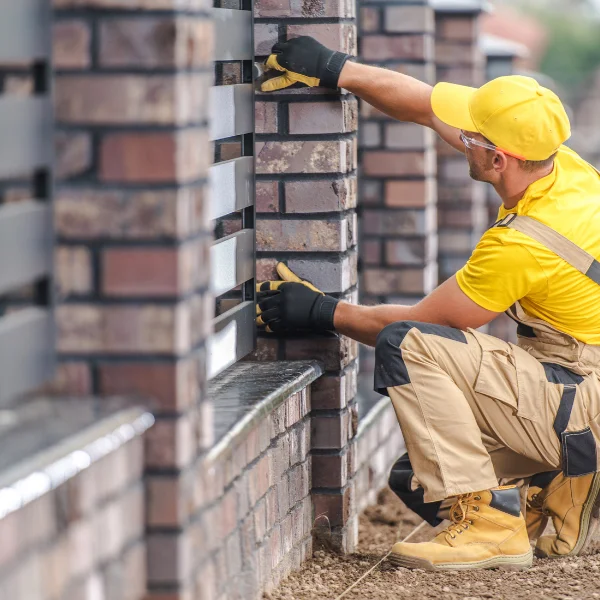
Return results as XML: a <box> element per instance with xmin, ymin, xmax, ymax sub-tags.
<box><xmin>332</xmin><ymin>276</ymin><xmax>499</xmax><ymax>346</ymax></box>
<box><xmin>261</xmin><ymin>36</ymin><xmax>465</xmax><ymax>153</ymax></box>
<box><xmin>257</xmin><ymin>273</ymin><xmax>499</xmax><ymax>346</ymax></box>
<box><xmin>338</xmin><ymin>61</ymin><xmax>464</xmax><ymax>153</ymax></box>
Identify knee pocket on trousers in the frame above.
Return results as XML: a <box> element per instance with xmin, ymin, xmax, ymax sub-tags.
<box><xmin>561</xmin><ymin>427</ymin><xmax>597</xmax><ymax>477</ymax></box>
<box><xmin>374</xmin><ymin>321</ymin><xmax>467</xmax><ymax>394</ymax></box>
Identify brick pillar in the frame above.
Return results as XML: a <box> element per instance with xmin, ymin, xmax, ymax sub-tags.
<box><xmin>53</xmin><ymin>3</ymin><xmax>213</xmax><ymax>598</ymax></box>
<box><xmin>434</xmin><ymin>3</ymin><xmax>487</xmax><ymax>282</ymax></box>
<box><xmin>357</xmin><ymin>0</ymin><xmax>437</xmax><ymax>377</ymax></box>
<box><xmin>253</xmin><ymin>8</ymin><xmax>359</xmax><ymax>552</ymax></box>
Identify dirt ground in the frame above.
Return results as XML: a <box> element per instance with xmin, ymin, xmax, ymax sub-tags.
<box><xmin>266</xmin><ymin>488</ymin><xmax>600</xmax><ymax>600</ymax></box>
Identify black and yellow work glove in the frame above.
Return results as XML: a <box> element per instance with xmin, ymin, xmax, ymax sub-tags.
<box><xmin>256</xmin><ymin>263</ymin><xmax>339</xmax><ymax>333</ymax></box>
<box><xmin>261</xmin><ymin>36</ymin><xmax>351</xmax><ymax>92</ymax></box>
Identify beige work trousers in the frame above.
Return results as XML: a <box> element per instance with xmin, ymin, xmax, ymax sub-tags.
<box><xmin>374</xmin><ymin>318</ymin><xmax>600</xmax><ymax>503</ymax></box>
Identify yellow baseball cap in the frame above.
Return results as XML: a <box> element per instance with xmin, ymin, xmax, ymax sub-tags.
<box><xmin>431</xmin><ymin>75</ymin><xmax>570</xmax><ymax>161</ymax></box>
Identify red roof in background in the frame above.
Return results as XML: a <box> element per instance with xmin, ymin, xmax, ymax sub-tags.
<box><xmin>481</xmin><ymin>4</ymin><xmax>549</xmax><ymax>70</ymax></box>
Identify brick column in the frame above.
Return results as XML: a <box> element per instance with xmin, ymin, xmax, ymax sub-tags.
<box><xmin>53</xmin><ymin>2</ymin><xmax>213</xmax><ymax>598</ymax></box>
<box><xmin>253</xmin><ymin>8</ymin><xmax>360</xmax><ymax>552</ymax></box>
<box><xmin>434</xmin><ymin>2</ymin><xmax>486</xmax><ymax>282</ymax></box>
<box><xmin>357</xmin><ymin>0</ymin><xmax>437</xmax><ymax>377</ymax></box>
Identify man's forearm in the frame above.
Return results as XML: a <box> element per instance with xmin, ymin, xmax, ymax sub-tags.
<box><xmin>338</xmin><ymin>61</ymin><xmax>435</xmax><ymax>127</ymax></box>
<box><xmin>333</xmin><ymin>301</ymin><xmax>416</xmax><ymax>347</ymax></box>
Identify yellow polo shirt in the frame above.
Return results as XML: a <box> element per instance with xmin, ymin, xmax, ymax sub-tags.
<box><xmin>456</xmin><ymin>146</ymin><xmax>600</xmax><ymax>345</ymax></box>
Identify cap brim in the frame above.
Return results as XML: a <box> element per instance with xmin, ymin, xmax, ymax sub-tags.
<box><xmin>431</xmin><ymin>82</ymin><xmax>478</xmax><ymax>132</ymax></box>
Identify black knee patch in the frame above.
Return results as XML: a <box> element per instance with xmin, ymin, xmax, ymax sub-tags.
<box><xmin>373</xmin><ymin>321</ymin><xmax>467</xmax><ymax>395</ymax></box>
<box><xmin>388</xmin><ymin>453</ymin><xmax>443</xmax><ymax>527</ymax></box>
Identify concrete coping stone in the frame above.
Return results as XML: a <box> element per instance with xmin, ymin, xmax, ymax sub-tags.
<box><xmin>0</xmin><ymin>397</ymin><xmax>154</xmax><ymax>520</ymax></box>
<box><xmin>205</xmin><ymin>360</ymin><xmax>323</xmax><ymax>463</ymax></box>
<box><xmin>430</xmin><ymin>0</ymin><xmax>491</xmax><ymax>14</ymax></box>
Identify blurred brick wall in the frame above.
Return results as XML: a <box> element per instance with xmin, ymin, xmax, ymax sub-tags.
<box><xmin>251</xmin><ymin>3</ymin><xmax>361</xmax><ymax>553</ymax></box>
<box><xmin>52</xmin><ymin>1</ymin><xmax>213</xmax><ymax>598</ymax></box>
<box><xmin>357</xmin><ymin>0</ymin><xmax>437</xmax><ymax>377</ymax></box>
<box><xmin>0</xmin><ymin>435</ymin><xmax>146</xmax><ymax>599</ymax></box>
<box><xmin>434</xmin><ymin>5</ymin><xmax>487</xmax><ymax>282</ymax></box>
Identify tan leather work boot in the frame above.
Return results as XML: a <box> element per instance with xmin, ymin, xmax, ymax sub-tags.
<box><xmin>530</xmin><ymin>472</ymin><xmax>600</xmax><ymax>558</ymax></box>
<box><xmin>389</xmin><ymin>486</ymin><xmax>533</xmax><ymax>571</ymax></box>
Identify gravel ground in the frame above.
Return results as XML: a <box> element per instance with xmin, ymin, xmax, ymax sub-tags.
<box><xmin>266</xmin><ymin>488</ymin><xmax>600</xmax><ymax>600</ymax></box>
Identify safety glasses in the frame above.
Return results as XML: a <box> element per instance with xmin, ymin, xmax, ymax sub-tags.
<box><xmin>459</xmin><ymin>131</ymin><xmax>526</xmax><ymax>161</ymax></box>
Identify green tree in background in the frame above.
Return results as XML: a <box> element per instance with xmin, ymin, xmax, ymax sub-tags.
<box><xmin>505</xmin><ymin>0</ymin><xmax>600</xmax><ymax>100</ymax></box>
<box><xmin>538</xmin><ymin>12</ymin><xmax>600</xmax><ymax>100</ymax></box>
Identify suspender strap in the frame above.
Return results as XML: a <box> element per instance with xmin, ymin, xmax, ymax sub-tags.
<box><xmin>494</xmin><ymin>214</ymin><xmax>600</xmax><ymax>286</ymax></box>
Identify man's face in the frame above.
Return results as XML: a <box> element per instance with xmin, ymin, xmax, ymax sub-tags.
<box><xmin>463</xmin><ymin>131</ymin><xmax>496</xmax><ymax>184</ymax></box>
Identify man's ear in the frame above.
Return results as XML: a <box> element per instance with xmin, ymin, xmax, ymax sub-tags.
<box><xmin>492</xmin><ymin>151</ymin><xmax>509</xmax><ymax>173</ymax></box>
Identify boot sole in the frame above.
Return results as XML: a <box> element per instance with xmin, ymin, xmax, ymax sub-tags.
<box><xmin>535</xmin><ymin>471</ymin><xmax>600</xmax><ymax>559</ymax></box>
<box><xmin>388</xmin><ymin>550</ymin><xmax>533</xmax><ymax>571</ymax></box>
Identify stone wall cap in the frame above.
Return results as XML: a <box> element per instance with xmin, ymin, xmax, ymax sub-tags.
<box><xmin>205</xmin><ymin>359</ymin><xmax>323</xmax><ymax>463</ymax></box>
<box><xmin>0</xmin><ymin>399</ymin><xmax>153</xmax><ymax>520</ymax></box>
<box><xmin>431</xmin><ymin>0</ymin><xmax>491</xmax><ymax>14</ymax></box>
<box><xmin>480</xmin><ymin>33</ymin><xmax>530</xmax><ymax>59</ymax></box>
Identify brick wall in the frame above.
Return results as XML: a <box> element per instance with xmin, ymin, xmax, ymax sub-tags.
<box><xmin>357</xmin><ymin>0</ymin><xmax>437</xmax><ymax>376</ymax></box>
<box><xmin>355</xmin><ymin>402</ymin><xmax>405</xmax><ymax>512</ymax></box>
<box><xmin>434</xmin><ymin>5</ymin><xmax>486</xmax><ymax>282</ymax></box>
<box><xmin>0</xmin><ymin>426</ymin><xmax>147</xmax><ymax>600</ymax></box>
<box><xmin>52</xmin><ymin>2</ymin><xmax>214</xmax><ymax>598</ymax></box>
<box><xmin>193</xmin><ymin>384</ymin><xmax>313</xmax><ymax>599</ymax></box>
<box><xmin>252</xmin><ymin>4</ymin><xmax>360</xmax><ymax>553</ymax></box>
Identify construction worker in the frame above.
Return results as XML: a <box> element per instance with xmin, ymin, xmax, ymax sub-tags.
<box><xmin>257</xmin><ymin>36</ymin><xmax>600</xmax><ymax>571</ymax></box>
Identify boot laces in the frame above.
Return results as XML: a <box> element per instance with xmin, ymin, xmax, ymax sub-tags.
<box><xmin>442</xmin><ymin>493</ymin><xmax>481</xmax><ymax>541</ymax></box>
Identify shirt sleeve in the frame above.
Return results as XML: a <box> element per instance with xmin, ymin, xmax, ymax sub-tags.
<box><xmin>456</xmin><ymin>231</ymin><xmax>548</xmax><ymax>313</ymax></box>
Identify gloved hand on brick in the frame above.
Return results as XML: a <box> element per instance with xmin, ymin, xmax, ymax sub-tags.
<box><xmin>261</xmin><ymin>36</ymin><xmax>351</xmax><ymax>92</ymax></box>
<box><xmin>256</xmin><ymin>262</ymin><xmax>339</xmax><ymax>333</ymax></box>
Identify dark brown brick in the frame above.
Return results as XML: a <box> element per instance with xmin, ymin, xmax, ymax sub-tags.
<box><xmin>102</xmin><ymin>247</ymin><xmax>179</xmax><ymax>296</ymax></box>
<box><xmin>56</xmin><ymin>74</ymin><xmax>208</xmax><ymax>125</ymax></box>
<box><xmin>312</xmin><ymin>453</ymin><xmax>347</xmax><ymax>488</ymax></box>
<box><xmin>285</xmin><ymin>176</ymin><xmax>356</xmax><ymax>213</ymax></box>
<box><xmin>362</xmin><ymin>266</ymin><xmax>437</xmax><ymax>296</ymax></box>
<box><xmin>57</xmin><ymin>304</ymin><xmax>182</xmax><ymax>354</ymax></box>
<box><xmin>311</xmin><ymin>413</ymin><xmax>349</xmax><ymax>450</ymax></box>
<box><xmin>98</xmin><ymin>359</ymin><xmax>199</xmax><ymax>413</ymax></box>
<box><xmin>385</xmin><ymin>179</ymin><xmax>435</xmax><ymax>208</ymax></box>
<box><xmin>256</xmin><ymin>140</ymin><xmax>355</xmax><ymax>175</ymax></box>
<box><xmin>55</xmin><ymin>186</ymin><xmax>207</xmax><ymax>240</ymax></box>
<box><xmin>362</xmin><ymin>208</ymin><xmax>434</xmax><ymax>236</ymax></box>
<box><xmin>312</xmin><ymin>486</ymin><xmax>352</xmax><ymax>528</ymax></box>
<box><xmin>100</xmin><ymin>129</ymin><xmax>209</xmax><ymax>183</ymax></box>
<box><xmin>53</xmin><ymin>20</ymin><xmax>91</xmax><ymax>70</ymax></box>
<box><xmin>362</xmin><ymin>150</ymin><xmax>435</xmax><ymax>177</ymax></box>
<box><xmin>256</xmin><ymin>180</ymin><xmax>279</xmax><ymax>213</ymax></box>
<box><xmin>285</xmin><ymin>336</ymin><xmax>358</xmax><ymax>371</ymax></box>
<box><xmin>361</xmin><ymin>34</ymin><xmax>431</xmax><ymax>62</ymax></box>
<box><xmin>255</xmin><ymin>101</ymin><xmax>278</xmax><ymax>134</ymax></box>
<box><xmin>254</xmin><ymin>0</ymin><xmax>355</xmax><ymax>20</ymax></box>
<box><xmin>255</xmin><ymin>23</ymin><xmax>278</xmax><ymax>55</ymax></box>
<box><xmin>256</xmin><ymin>219</ymin><xmax>351</xmax><ymax>252</ymax></box>
<box><xmin>99</xmin><ymin>17</ymin><xmax>212</xmax><ymax>69</ymax></box>
<box><xmin>287</xmin><ymin>23</ymin><xmax>356</xmax><ymax>55</ymax></box>
<box><xmin>288</xmin><ymin>98</ymin><xmax>357</xmax><ymax>135</ymax></box>
<box><xmin>384</xmin><ymin>5</ymin><xmax>434</xmax><ymax>33</ymax></box>
<box><xmin>438</xmin><ymin>15</ymin><xmax>478</xmax><ymax>42</ymax></box>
